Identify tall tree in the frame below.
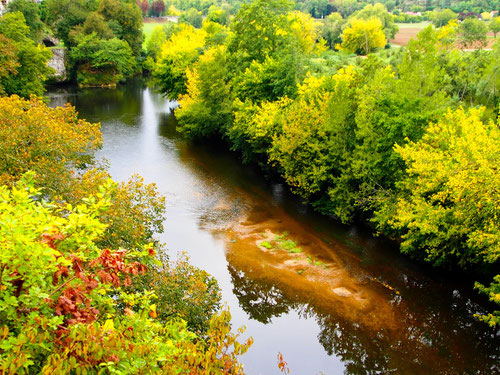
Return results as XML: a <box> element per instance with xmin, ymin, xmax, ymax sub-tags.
<box><xmin>7</xmin><ymin>0</ymin><xmax>44</xmax><ymax>41</ymax></box>
<box><xmin>0</xmin><ymin>12</ymin><xmax>53</xmax><ymax>97</ymax></box>
<box><xmin>459</xmin><ymin>18</ymin><xmax>488</xmax><ymax>49</ymax></box>
<box><xmin>339</xmin><ymin>17</ymin><xmax>386</xmax><ymax>54</ymax></box>
<box><xmin>98</xmin><ymin>0</ymin><xmax>143</xmax><ymax>56</ymax></box>
<box><xmin>351</xmin><ymin>3</ymin><xmax>398</xmax><ymax>40</ymax></box>
<box><xmin>227</xmin><ymin>0</ymin><xmax>293</xmax><ymax>67</ymax></box>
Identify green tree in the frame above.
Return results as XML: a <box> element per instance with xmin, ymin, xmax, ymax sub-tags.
<box><xmin>179</xmin><ymin>8</ymin><xmax>203</xmax><ymax>28</ymax></box>
<box><xmin>80</xmin><ymin>11</ymin><xmax>115</xmax><ymax>40</ymax></box>
<box><xmin>489</xmin><ymin>16</ymin><xmax>500</xmax><ymax>37</ymax></box>
<box><xmin>351</xmin><ymin>3</ymin><xmax>398</xmax><ymax>40</ymax></box>
<box><xmin>45</xmin><ymin>0</ymin><xmax>92</xmax><ymax>48</ymax></box>
<box><xmin>206</xmin><ymin>5</ymin><xmax>231</xmax><ymax>25</ymax></box>
<box><xmin>7</xmin><ymin>0</ymin><xmax>44</xmax><ymax>41</ymax></box>
<box><xmin>303</xmin><ymin>0</ymin><xmax>330</xmax><ymax>18</ymax></box>
<box><xmin>0</xmin><ymin>12</ymin><xmax>53</xmax><ymax>97</ymax></box>
<box><xmin>459</xmin><ymin>18</ymin><xmax>488</xmax><ymax>49</ymax></box>
<box><xmin>332</xmin><ymin>0</ymin><xmax>361</xmax><ymax>18</ymax></box>
<box><xmin>0</xmin><ymin>35</ymin><xmax>19</xmax><ymax>96</ymax></box>
<box><xmin>321</xmin><ymin>12</ymin><xmax>345</xmax><ymax>49</ymax></box>
<box><xmin>430</xmin><ymin>8</ymin><xmax>457</xmax><ymax>27</ymax></box>
<box><xmin>227</xmin><ymin>0</ymin><xmax>294</xmax><ymax>68</ymax></box>
<box><xmin>98</xmin><ymin>0</ymin><xmax>143</xmax><ymax>56</ymax></box>
<box><xmin>71</xmin><ymin>33</ymin><xmax>137</xmax><ymax>86</ymax></box>
<box><xmin>176</xmin><ymin>46</ymin><xmax>233</xmax><ymax>138</ymax></box>
<box><xmin>339</xmin><ymin>17</ymin><xmax>386</xmax><ymax>54</ymax></box>
<box><xmin>146</xmin><ymin>25</ymin><xmax>168</xmax><ymax>59</ymax></box>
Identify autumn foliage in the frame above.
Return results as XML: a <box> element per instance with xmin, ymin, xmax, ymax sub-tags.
<box><xmin>0</xmin><ymin>95</ymin><xmax>101</xmax><ymax>191</ymax></box>
<box><xmin>0</xmin><ymin>176</ymin><xmax>252</xmax><ymax>373</ymax></box>
<box><xmin>0</xmin><ymin>95</ymin><xmax>252</xmax><ymax>372</ymax></box>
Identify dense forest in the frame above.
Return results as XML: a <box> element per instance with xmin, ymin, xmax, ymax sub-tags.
<box><xmin>0</xmin><ymin>0</ymin><xmax>499</xmax><ymax>372</ymax></box>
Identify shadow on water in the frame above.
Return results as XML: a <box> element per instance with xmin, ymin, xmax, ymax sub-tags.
<box><xmin>47</xmin><ymin>81</ymin><xmax>499</xmax><ymax>375</ymax></box>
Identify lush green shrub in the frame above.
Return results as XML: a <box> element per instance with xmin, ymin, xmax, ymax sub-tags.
<box><xmin>71</xmin><ymin>34</ymin><xmax>137</xmax><ymax>86</ymax></box>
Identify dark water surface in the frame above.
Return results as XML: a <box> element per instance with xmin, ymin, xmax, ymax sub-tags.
<box><xmin>47</xmin><ymin>81</ymin><xmax>499</xmax><ymax>375</ymax></box>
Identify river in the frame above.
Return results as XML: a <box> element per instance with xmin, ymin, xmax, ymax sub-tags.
<box><xmin>47</xmin><ymin>81</ymin><xmax>499</xmax><ymax>375</ymax></box>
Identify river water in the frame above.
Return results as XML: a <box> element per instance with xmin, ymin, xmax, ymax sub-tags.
<box><xmin>47</xmin><ymin>81</ymin><xmax>499</xmax><ymax>375</ymax></box>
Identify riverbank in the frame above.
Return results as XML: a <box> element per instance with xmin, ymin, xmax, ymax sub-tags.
<box><xmin>45</xmin><ymin>82</ymin><xmax>499</xmax><ymax>374</ymax></box>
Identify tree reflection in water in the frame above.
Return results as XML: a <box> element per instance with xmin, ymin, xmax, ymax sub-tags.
<box><xmin>229</xmin><ymin>263</ymin><xmax>291</xmax><ymax>324</ymax></box>
<box><xmin>228</xmin><ymin>263</ymin><xmax>499</xmax><ymax>374</ymax></box>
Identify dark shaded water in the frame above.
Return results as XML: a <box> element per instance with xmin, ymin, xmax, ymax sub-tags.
<box><xmin>47</xmin><ymin>81</ymin><xmax>499</xmax><ymax>375</ymax></box>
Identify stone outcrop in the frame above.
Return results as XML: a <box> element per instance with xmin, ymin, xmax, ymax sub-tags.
<box><xmin>47</xmin><ymin>47</ymin><xmax>68</xmax><ymax>83</ymax></box>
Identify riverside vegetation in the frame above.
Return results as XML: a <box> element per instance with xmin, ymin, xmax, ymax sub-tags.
<box><xmin>147</xmin><ymin>0</ymin><xmax>500</xmax><ymax>327</ymax></box>
<box><xmin>0</xmin><ymin>96</ymin><xmax>252</xmax><ymax>372</ymax></box>
<box><xmin>0</xmin><ymin>0</ymin><xmax>499</xmax><ymax>371</ymax></box>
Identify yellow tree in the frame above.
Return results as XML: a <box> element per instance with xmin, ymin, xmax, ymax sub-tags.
<box><xmin>380</xmin><ymin>107</ymin><xmax>500</xmax><ymax>325</ymax></box>
<box><xmin>288</xmin><ymin>10</ymin><xmax>326</xmax><ymax>55</ymax></box>
<box><xmin>386</xmin><ymin>107</ymin><xmax>499</xmax><ymax>268</ymax></box>
<box><xmin>154</xmin><ymin>24</ymin><xmax>207</xmax><ymax>99</ymax></box>
<box><xmin>338</xmin><ymin>17</ymin><xmax>386</xmax><ymax>55</ymax></box>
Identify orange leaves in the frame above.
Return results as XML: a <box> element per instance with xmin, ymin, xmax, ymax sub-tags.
<box><xmin>52</xmin><ymin>266</ymin><xmax>70</xmax><ymax>286</ymax></box>
<box><xmin>40</xmin><ymin>232</ymin><xmax>65</xmax><ymax>250</ymax></box>
<box><xmin>54</xmin><ymin>286</ymin><xmax>99</xmax><ymax>325</ymax></box>
<box><xmin>92</xmin><ymin>248</ymin><xmax>147</xmax><ymax>288</ymax></box>
<box><xmin>277</xmin><ymin>352</ymin><xmax>290</xmax><ymax>373</ymax></box>
<box><xmin>47</xmin><ymin>244</ymin><xmax>149</xmax><ymax>329</ymax></box>
<box><xmin>149</xmin><ymin>305</ymin><xmax>157</xmax><ymax>319</ymax></box>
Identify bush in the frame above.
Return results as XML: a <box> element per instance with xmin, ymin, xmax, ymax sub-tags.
<box><xmin>71</xmin><ymin>34</ymin><xmax>137</xmax><ymax>86</ymax></box>
<box><xmin>0</xmin><ymin>175</ymin><xmax>251</xmax><ymax>373</ymax></box>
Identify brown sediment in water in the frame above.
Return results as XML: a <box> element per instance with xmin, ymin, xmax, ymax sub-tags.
<box><xmin>209</xmin><ymin>198</ymin><xmax>403</xmax><ymax>331</ymax></box>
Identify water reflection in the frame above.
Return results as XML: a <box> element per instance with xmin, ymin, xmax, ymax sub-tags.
<box><xmin>46</xmin><ymin>81</ymin><xmax>499</xmax><ymax>375</ymax></box>
<box><xmin>228</xmin><ymin>259</ymin><xmax>499</xmax><ymax>374</ymax></box>
<box><xmin>229</xmin><ymin>264</ymin><xmax>291</xmax><ymax>324</ymax></box>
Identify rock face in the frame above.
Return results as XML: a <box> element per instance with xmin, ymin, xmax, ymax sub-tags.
<box><xmin>48</xmin><ymin>47</ymin><xmax>68</xmax><ymax>83</ymax></box>
<box><xmin>42</xmin><ymin>35</ymin><xmax>59</xmax><ymax>47</ymax></box>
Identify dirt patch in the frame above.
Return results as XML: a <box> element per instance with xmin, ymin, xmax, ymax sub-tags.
<box><xmin>392</xmin><ymin>28</ymin><xmax>498</xmax><ymax>49</ymax></box>
<box><xmin>391</xmin><ymin>28</ymin><xmax>423</xmax><ymax>46</ymax></box>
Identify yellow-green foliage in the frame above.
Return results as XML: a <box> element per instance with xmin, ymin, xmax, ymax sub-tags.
<box><xmin>154</xmin><ymin>24</ymin><xmax>207</xmax><ymax>98</ymax></box>
<box><xmin>0</xmin><ymin>95</ymin><xmax>165</xmax><ymax>252</ymax></box>
<box><xmin>269</xmin><ymin>67</ymin><xmax>360</xmax><ymax>204</ymax></box>
<box><xmin>0</xmin><ymin>95</ymin><xmax>102</xmax><ymax>192</ymax></box>
<box><xmin>475</xmin><ymin>275</ymin><xmax>500</xmax><ymax>327</ymax></box>
<box><xmin>383</xmin><ymin>107</ymin><xmax>499</xmax><ymax>267</ymax></box>
<box><xmin>288</xmin><ymin>11</ymin><xmax>326</xmax><ymax>55</ymax></box>
<box><xmin>0</xmin><ymin>12</ymin><xmax>53</xmax><ymax>97</ymax></box>
<box><xmin>229</xmin><ymin>97</ymin><xmax>292</xmax><ymax>162</ymax></box>
<box><xmin>269</xmin><ymin>89</ymin><xmax>333</xmax><ymax>196</ymax></box>
<box><xmin>176</xmin><ymin>45</ymin><xmax>233</xmax><ymax>138</ymax></box>
<box><xmin>0</xmin><ymin>94</ymin><xmax>253</xmax><ymax>367</ymax></box>
<box><xmin>338</xmin><ymin>17</ymin><xmax>386</xmax><ymax>55</ymax></box>
<box><xmin>379</xmin><ymin>107</ymin><xmax>500</xmax><ymax>324</ymax></box>
<box><xmin>0</xmin><ymin>176</ymin><xmax>251</xmax><ymax>373</ymax></box>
